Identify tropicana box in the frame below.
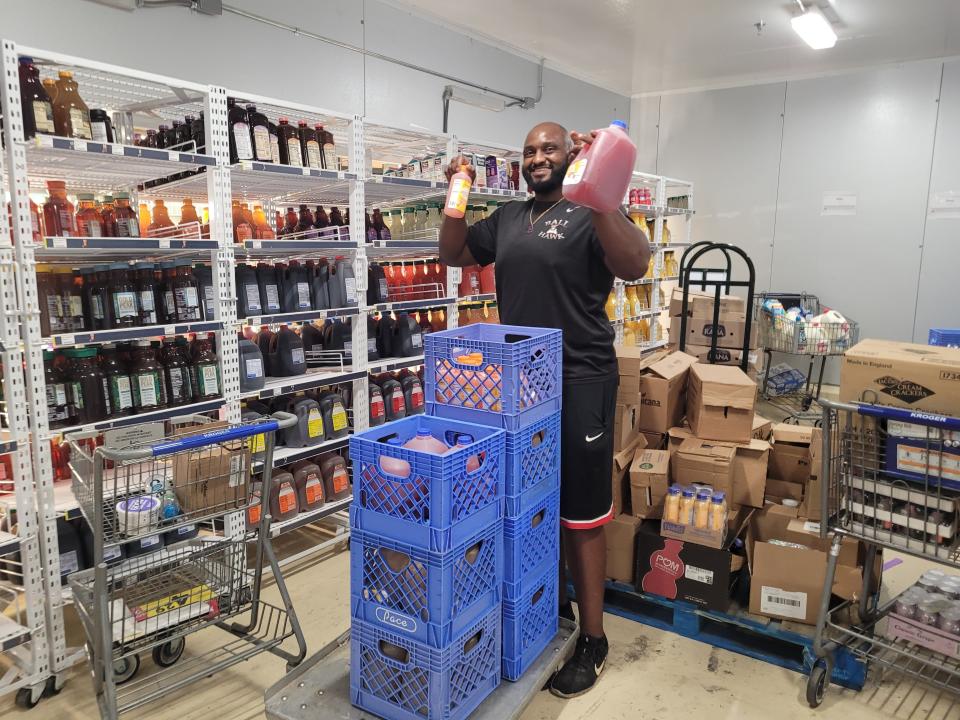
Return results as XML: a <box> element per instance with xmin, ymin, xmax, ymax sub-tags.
<box><xmin>617</xmin><ymin>348</ymin><xmax>697</xmax><ymax>434</ymax></box>
<box><xmin>747</xmin><ymin>505</ymin><xmax>877</xmax><ymax>625</ymax></box>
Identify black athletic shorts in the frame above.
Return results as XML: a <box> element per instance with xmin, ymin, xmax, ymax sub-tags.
<box><xmin>559</xmin><ymin>374</ymin><xmax>619</xmax><ymax>530</ymax></box>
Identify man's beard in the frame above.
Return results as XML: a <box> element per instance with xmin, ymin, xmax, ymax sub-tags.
<box><xmin>522</xmin><ymin>159</ymin><xmax>569</xmax><ymax>193</ymax></box>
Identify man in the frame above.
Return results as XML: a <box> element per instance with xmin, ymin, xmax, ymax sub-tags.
<box><xmin>439</xmin><ymin>121</ymin><xmax>650</xmax><ymax>697</ymax></box>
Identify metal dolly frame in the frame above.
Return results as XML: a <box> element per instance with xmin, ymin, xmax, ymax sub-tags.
<box><xmin>808</xmin><ymin>400</ymin><xmax>960</xmax><ymax>708</ymax></box>
<box><xmin>264</xmin><ymin>618</ymin><xmax>578</xmax><ymax>720</ymax></box>
<box><xmin>66</xmin><ymin>412</ymin><xmax>307</xmax><ymax>719</ymax></box>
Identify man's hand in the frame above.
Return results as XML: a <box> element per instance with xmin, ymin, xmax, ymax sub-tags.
<box><xmin>569</xmin><ymin>130</ymin><xmax>599</xmax><ymax>161</ymax></box>
<box><xmin>444</xmin><ymin>155</ymin><xmax>477</xmax><ymax>183</ymax></box>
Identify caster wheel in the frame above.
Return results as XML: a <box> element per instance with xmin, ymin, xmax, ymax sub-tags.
<box><xmin>806</xmin><ymin>661</ymin><xmax>829</xmax><ymax>708</ymax></box>
<box><xmin>15</xmin><ymin>687</ymin><xmax>41</xmax><ymax>708</ymax></box>
<box><xmin>42</xmin><ymin>675</ymin><xmax>63</xmax><ymax>697</ymax></box>
<box><xmin>152</xmin><ymin>637</ymin><xmax>185</xmax><ymax>668</ymax></box>
<box><xmin>114</xmin><ymin>654</ymin><xmax>140</xmax><ymax>685</ymax></box>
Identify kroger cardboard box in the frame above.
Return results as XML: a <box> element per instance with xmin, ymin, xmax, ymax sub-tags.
<box><xmin>840</xmin><ymin>339</ymin><xmax>960</xmax><ymax>418</ymax></box>
<box><xmin>747</xmin><ymin>506</ymin><xmax>866</xmax><ymax>624</ymax></box>
<box><xmin>686</xmin><ymin>364</ymin><xmax>757</xmax><ymax>443</ymax></box>
<box><xmin>624</xmin><ymin>350</ymin><xmax>697</xmax><ymax>433</ymax></box>
<box><xmin>606</xmin><ymin>514</ymin><xmax>643</xmax><ymax>583</ymax></box>
<box><xmin>629</xmin><ymin>449</ymin><xmax>670</xmax><ymax>519</ymax></box>
<box><xmin>667</xmin><ymin>427</ymin><xmax>769</xmax><ymax>508</ymax></box>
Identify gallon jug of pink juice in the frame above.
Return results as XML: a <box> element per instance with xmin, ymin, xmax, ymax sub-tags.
<box><xmin>379</xmin><ymin>437</ymin><xmax>411</xmax><ymax>477</ymax></box>
<box><xmin>452</xmin><ymin>433</ymin><xmax>480</xmax><ymax>472</ymax></box>
<box><xmin>562</xmin><ymin>120</ymin><xmax>636</xmax><ymax>213</ymax></box>
<box><xmin>403</xmin><ymin>429</ymin><xmax>448</xmax><ymax>454</ymax></box>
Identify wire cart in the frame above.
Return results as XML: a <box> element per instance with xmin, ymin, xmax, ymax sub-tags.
<box><xmin>755</xmin><ymin>292</ymin><xmax>860</xmax><ymax>422</ymax></box>
<box><xmin>808</xmin><ymin>400</ymin><xmax>960</xmax><ymax>708</ymax></box>
<box><xmin>66</xmin><ymin>413</ymin><xmax>307</xmax><ymax>720</ymax></box>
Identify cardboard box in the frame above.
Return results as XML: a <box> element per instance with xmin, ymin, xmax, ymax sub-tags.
<box><xmin>614</xmin><ymin>402</ymin><xmax>642</xmax><ymax>452</ymax></box>
<box><xmin>680</xmin><ymin>344</ymin><xmax>761</xmax><ymax>372</ymax></box>
<box><xmin>673</xmin><ymin>438</ymin><xmax>735</xmax><ymax>494</ymax></box>
<box><xmin>748</xmin><ymin>506</ymin><xmax>864</xmax><ymax>624</ymax></box>
<box><xmin>613</xmin><ymin>435</ymin><xmax>647</xmax><ymax>515</ymax></box>
<box><xmin>768</xmin><ymin>423</ymin><xmax>814</xmax><ymax>485</ymax></box>
<box><xmin>605</xmin><ymin>514</ymin><xmax>642</xmax><ymax>583</ymax></box>
<box><xmin>669</xmin><ymin>288</ymin><xmax>746</xmax><ymax>318</ymax></box>
<box><xmin>887</xmin><ymin>610</ymin><xmax>960</xmax><ymax>660</ymax></box>
<box><xmin>840</xmin><ymin>339</ymin><xmax>960</xmax><ymax>418</ymax></box>
<box><xmin>666</xmin><ymin>427</ymin><xmax>769</xmax><ymax>508</ymax></box>
<box><xmin>634</xmin><ymin>351</ymin><xmax>698</xmax><ymax>434</ymax></box>
<box><xmin>752</xmin><ymin>414</ymin><xmax>773</xmax><ymax>441</ymax></box>
<box><xmin>670</xmin><ymin>312</ymin><xmax>758</xmax><ymax>350</ymax></box>
<box><xmin>764</xmin><ymin>479</ymin><xmax>805</xmax><ymax>503</ymax></box>
<box><xmin>799</xmin><ymin>427</ymin><xmax>824</xmax><ymax>520</ymax></box>
<box><xmin>687</xmin><ymin>364</ymin><xmax>757</xmax><ymax>443</ymax></box>
<box><xmin>634</xmin><ymin>520</ymin><xmax>747</xmax><ymax>611</ymax></box>
<box><xmin>172</xmin><ymin>422</ymin><xmax>250</xmax><ymax>513</ymax></box>
<box><xmin>616</xmin><ymin>343</ymin><xmax>655</xmax><ymax>378</ymax></box>
<box><xmin>641</xmin><ymin>431</ymin><xmax>667</xmax><ymax>450</ymax></box>
<box><xmin>629</xmin><ymin>449</ymin><xmax>671</xmax><ymax>519</ymax></box>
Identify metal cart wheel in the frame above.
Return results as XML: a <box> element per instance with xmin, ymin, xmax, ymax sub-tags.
<box><xmin>114</xmin><ymin>654</ymin><xmax>140</xmax><ymax>685</ymax></box>
<box><xmin>152</xmin><ymin>638</ymin><xmax>186</xmax><ymax>668</ymax></box>
<box><xmin>15</xmin><ymin>684</ymin><xmax>43</xmax><ymax>709</ymax></box>
<box><xmin>806</xmin><ymin>658</ymin><xmax>831</xmax><ymax>708</ymax></box>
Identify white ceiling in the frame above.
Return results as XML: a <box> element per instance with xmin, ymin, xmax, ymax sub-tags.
<box><xmin>389</xmin><ymin>0</ymin><xmax>960</xmax><ymax>96</ymax></box>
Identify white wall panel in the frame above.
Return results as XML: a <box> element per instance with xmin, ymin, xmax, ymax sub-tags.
<box><xmin>914</xmin><ymin>59</ymin><xmax>960</xmax><ymax>342</ymax></box>
<box><xmin>771</xmin><ymin>61</ymin><xmax>942</xmax><ymax>343</ymax></box>
<box><xmin>629</xmin><ymin>95</ymin><xmax>661</xmax><ymax>172</ymax></box>
<box><xmin>654</xmin><ymin>83</ymin><xmax>786</xmax><ymax>292</ymax></box>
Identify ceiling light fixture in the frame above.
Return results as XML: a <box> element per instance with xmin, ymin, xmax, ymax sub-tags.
<box><xmin>791</xmin><ymin>3</ymin><xmax>837</xmax><ymax>50</ymax></box>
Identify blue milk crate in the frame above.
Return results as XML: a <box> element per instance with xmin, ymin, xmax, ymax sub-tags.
<box><xmin>350</xmin><ymin>415</ymin><xmax>505</xmax><ymax>550</ymax></box>
<box><xmin>351</xmin><ymin>605</ymin><xmax>502</xmax><ymax>720</ymax></box>
<box><xmin>424</xmin><ymin>324</ymin><xmax>562</xmax><ymax>430</ymax></box>
<box><xmin>929</xmin><ymin>328</ymin><xmax>960</xmax><ymax>348</ymax></box>
<box><xmin>504</xmin><ymin>484</ymin><xmax>560</xmax><ymax>587</ymax></box>
<box><xmin>502</xmin><ymin>565</ymin><xmax>558</xmax><ymax>681</ymax></box>
<box><xmin>503</xmin><ymin>410</ymin><xmax>561</xmax><ymax>510</ymax></box>
<box><xmin>350</xmin><ymin>518</ymin><xmax>502</xmax><ymax>646</ymax></box>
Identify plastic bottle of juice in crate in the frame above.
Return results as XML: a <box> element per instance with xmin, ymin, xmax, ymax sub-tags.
<box><xmin>453</xmin><ymin>433</ymin><xmax>480</xmax><ymax>472</ymax></box>
<box><xmin>403</xmin><ymin>429</ymin><xmax>448</xmax><ymax>454</ymax></box>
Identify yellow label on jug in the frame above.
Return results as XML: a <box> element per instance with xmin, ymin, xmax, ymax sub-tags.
<box><xmin>563</xmin><ymin>158</ymin><xmax>587</xmax><ymax>186</ymax></box>
<box><xmin>332</xmin><ymin>405</ymin><xmax>348</xmax><ymax>432</ymax></box>
<box><xmin>308</xmin><ymin>408</ymin><xmax>324</xmax><ymax>438</ymax></box>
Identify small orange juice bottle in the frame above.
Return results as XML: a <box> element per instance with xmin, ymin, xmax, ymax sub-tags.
<box><xmin>444</xmin><ymin>164</ymin><xmax>472</xmax><ymax>219</ymax></box>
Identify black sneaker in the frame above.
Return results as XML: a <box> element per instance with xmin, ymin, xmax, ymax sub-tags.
<box><xmin>549</xmin><ymin>633</ymin><xmax>608</xmax><ymax>698</ymax></box>
<box><xmin>559</xmin><ymin>601</ymin><xmax>576</xmax><ymax>623</ymax></box>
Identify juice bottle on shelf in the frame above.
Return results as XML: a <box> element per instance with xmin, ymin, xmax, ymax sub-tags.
<box><xmin>320</xmin><ymin>454</ymin><xmax>350</xmax><ymax>501</ymax></box>
<box><xmin>44</xmin><ymin>350</ymin><xmax>72</xmax><ymax>428</ymax></box>
<box><xmin>227</xmin><ymin>97</ymin><xmax>253</xmax><ymax>163</ymax></box>
<box><xmin>232</xmin><ymin>200</ymin><xmax>254</xmax><ymax>242</ymax></box>
<box><xmin>269</xmin><ymin>470</ymin><xmax>300</xmax><ymax>522</ymax></box>
<box><xmin>66</xmin><ymin>347</ymin><xmax>110</xmax><ymax>423</ymax></box>
<box><xmin>168</xmin><ymin>121</ymin><xmax>186</xmax><ymax>149</ymax></box>
<box><xmin>52</xmin><ymin>71</ymin><xmax>92</xmax><ymax>140</ymax></box>
<box><xmin>279</xmin><ymin>206</ymin><xmax>297</xmax><ymax>237</ymax></box>
<box><xmin>108</xmin><ymin>263</ymin><xmax>139</xmax><ymax>328</ymax></box>
<box><xmin>401</xmin><ymin>207</ymin><xmax>414</xmax><ymax>236</ymax></box>
<box><xmin>190</xmin><ymin>112</ymin><xmax>206</xmax><ymax>154</ymax></box>
<box><xmin>444</xmin><ymin>165</ymin><xmax>472</xmax><ymax>219</ymax></box>
<box><xmin>372</xmin><ymin>209</ymin><xmax>389</xmax><ymax>240</ymax></box>
<box><xmin>637</xmin><ymin>317</ymin><xmax>650</xmax><ymax>342</ymax></box>
<box><xmin>149</xmin><ymin>200</ymin><xmax>174</xmax><ymax>236</ymax></box>
<box><xmin>604</xmin><ymin>291</ymin><xmax>618</xmax><ymax>321</ymax></box>
<box><xmin>108</xmin><ymin>193</ymin><xmax>138</xmax><ymax>238</ymax></box>
<box><xmin>329</xmin><ymin>207</ymin><xmax>345</xmax><ymax>227</ymax></box>
<box><xmin>663</xmin><ymin>485</ymin><xmax>681</xmax><ymax>523</ymax></box>
<box><xmin>160</xmin><ymin>336</ymin><xmax>194</xmax><ymax>407</ymax></box>
<box><xmin>99</xmin><ymin>195</ymin><xmax>116</xmax><ymax>237</ymax></box>
<box><xmin>179</xmin><ymin>198</ymin><xmax>200</xmax><ymax>228</ymax></box>
<box><xmin>134</xmin><ymin>262</ymin><xmax>158</xmax><ymax>326</ymax></box>
<box><xmin>36</xmin><ymin>265</ymin><xmax>63</xmax><ymax>336</ymax></box>
<box><xmin>267</xmin><ymin>120</ymin><xmax>281</xmax><ymax>164</ymax></box>
<box><xmin>296</xmin><ymin>205</ymin><xmax>316</xmax><ymax>237</ymax></box>
<box><xmin>246</xmin><ymin>104</ymin><xmax>272</xmax><ymax>162</ymax></box>
<box><xmin>43</xmin><ymin>180</ymin><xmax>77</xmax><ymax>237</ymax></box>
<box><xmin>89</xmin><ymin>264</ymin><xmax>114</xmax><ymax>330</ymax></box>
<box><xmin>18</xmin><ymin>56</ymin><xmax>55</xmax><ymax>139</ymax></box>
<box><xmin>563</xmin><ymin>121</ymin><xmax>636</xmax><ymax>212</ymax></box>
<box><xmin>292</xmin><ymin>460</ymin><xmax>325</xmax><ymax>511</ymax></box>
<box><xmin>99</xmin><ymin>343</ymin><xmax>133</xmax><ymax>417</ymax></box>
<box><xmin>75</xmin><ymin>194</ymin><xmax>104</xmax><ymax>237</ymax></box>
<box><xmin>678</xmin><ymin>487</ymin><xmax>696</xmax><ymax>525</ymax></box>
<box><xmin>60</xmin><ymin>267</ymin><xmax>85</xmax><ymax>332</ymax></box>
<box><xmin>42</xmin><ymin>77</ymin><xmax>58</xmax><ymax>104</ymax></box>
<box><xmin>313</xmin><ymin>206</ymin><xmax>330</xmax><ymax>234</ymax></box>
<box><xmin>138</xmin><ymin>202</ymin><xmax>151</xmax><ymax>235</ymax></box>
<box><xmin>299</xmin><ymin>121</ymin><xmax>322</xmax><ymax>169</ymax></box>
<box><xmin>179</xmin><ymin>115</ymin><xmax>195</xmax><ymax>147</ymax></box>
<box><xmin>318</xmin><ymin>124</ymin><xmax>334</xmax><ymax>169</ymax></box>
<box><xmin>252</xmin><ymin>205</ymin><xmax>275</xmax><ymax>239</ymax></box>
<box><xmin>173</xmin><ymin>259</ymin><xmax>202</xmax><ymax>322</ymax></box>
<box><xmin>190</xmin><ymin>332</ymin><xmax>221</xmax><ymax>400</ymax></box>
<box><xmin>622</xmin><ymin>325</ymin><xmax>636</xmax><ymax>347</ymax></box>
<box><xmin>624</xmin><ymin>285</ymin><xmax>640</xmax><ymax>317</ymax></box>
<box><xmin>155</xmin><ymin>124</ymin><xmax>171</xmax><ymax>149</ymax></box>
<box><xmin>277</xmin><ymin>117</ymin><xmax>302</xmax><ymax>167</ymax></box>
<box><xmin>661</xmin><ymin>219</ymin><xmax>671</xmax><ymax>246</ymax></box>
<box><xmin>693</xmin><ymin>489</ymin><xmax>711</xmax><ymax>529</ymax></box>
<box><xmin>158</xmin><ymin>261</ymin><xmax>178</xmax><ymax>323</ymax></box>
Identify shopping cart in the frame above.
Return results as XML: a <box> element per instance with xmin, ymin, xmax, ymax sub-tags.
<box><xmin>807</xmin><ymin>400</ymin><xmax>960</xmax><ymax>708</ymax></box>
<box><xmin>754</xmin><ymin>292</ymin><xmax>859</xmax><ymax>422</ymax></box>
<box><xmin>66</xmin><ymin>413</ymin><xmax>307</xmax><ymax>720</ymax></box>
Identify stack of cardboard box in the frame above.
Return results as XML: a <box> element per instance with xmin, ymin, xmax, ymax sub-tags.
<box><xmin>668</xmin><ymin>288</ymin><xmax>760</xmax><ymax>371</ymax></box>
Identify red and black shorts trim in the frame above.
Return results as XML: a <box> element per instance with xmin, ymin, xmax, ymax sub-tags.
<box><xmin>559</xmin><ymin>374</ymin><xmax>618</xmax><ymax>530</ymax></box>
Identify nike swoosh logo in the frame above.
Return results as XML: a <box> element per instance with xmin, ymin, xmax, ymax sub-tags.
<box><xmin>595</xmin><ymin>659</ymin><xmax>605</xmax><ymax>675</ymax></box>
<box><xmin>585</xmin><ymin>433</ymin><xmax>603</xmax><ymax>442</ymax></box>
<box><xmin>566</xmin><ymin>206</ymin><xmax>578</xmax><ymax>213</ymax></box>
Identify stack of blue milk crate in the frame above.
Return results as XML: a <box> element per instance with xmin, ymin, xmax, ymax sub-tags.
<box><xmin>930</xmin><ymin>328</ymin><xmax>960</xmax><ymax>348</ymax></box>
<box><xmin>349</xmin><ymin>409</ymin><xmax>506</xmax><ymax>720</ymax></box>
<box><xmin>424</xmin><ymin>324</ymin><xmax>564</xmax><ymax>682</ymax></box>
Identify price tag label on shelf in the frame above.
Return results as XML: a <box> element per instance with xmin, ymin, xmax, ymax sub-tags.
<box><xmin>252</xmin><ymin>241</ymin><xmax>262</xmax><ymax>249</ymax></box>
<box><xmin>159</xmin><ymin>239</ymin><xmax>170</xmax><ymax>249</ymax></box>
<box><xmin>51</xmin><ymin>237</ymin><xmax>67</xmax><ymax>249</ymax></box>
<box><xmin>73</xmin><ymin>140</ymin><xmax>87</xmax><ymax>153</ymax></box>
<box><xmin>164</xmin><ymin>326</ymin><xmax>177</xmax><ymax>337</ymax></box>
<box><xmin>59</xmin><ymin>334</ymin><xmax>75</xmax><ymax>347</ymax></box>
<box><xmin>111</xmin><ymin>144</ymin><xmax>124</xmax><ymax>156</ymax></box>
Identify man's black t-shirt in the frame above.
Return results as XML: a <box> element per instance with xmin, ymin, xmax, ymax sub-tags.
<box><xmin>465</xmin><ymin>198</ymin><xmax>617</xmax><ymax>382</ymax></box>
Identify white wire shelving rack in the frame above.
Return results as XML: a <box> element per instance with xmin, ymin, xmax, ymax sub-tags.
<box><xmin>612</xmin><ymin>171</ymin><xmax>694</xmax><ymax>352</ymax></box>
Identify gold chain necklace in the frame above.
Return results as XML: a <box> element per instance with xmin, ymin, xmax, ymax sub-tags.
<box><xmin>528</xmin><ymin>198</ymin><xmax>564</xmax><ymax>233</ymax></box>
